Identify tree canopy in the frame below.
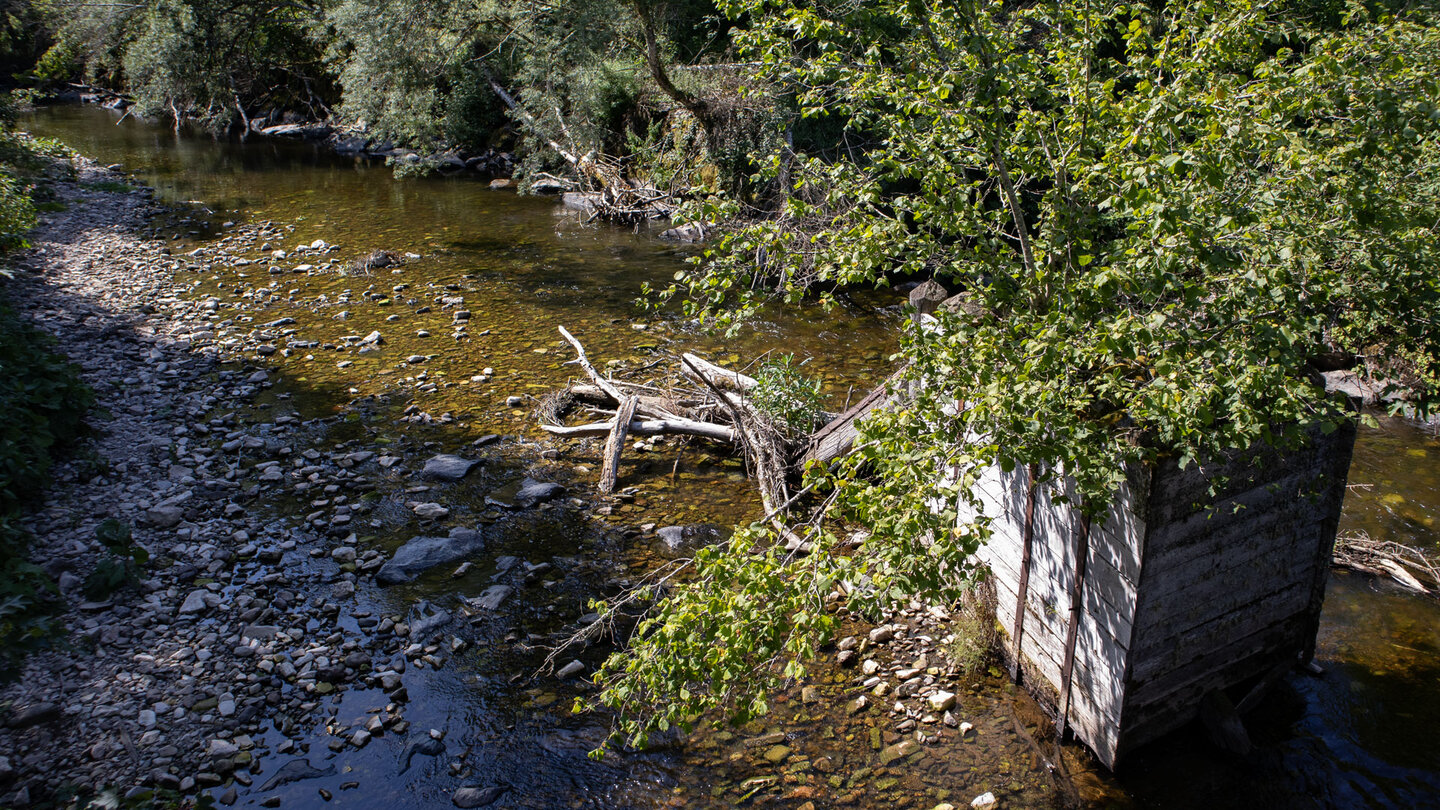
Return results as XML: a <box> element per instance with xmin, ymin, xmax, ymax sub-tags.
<box><xmin>597</xmin><ymin>0</ymin><xmax>1440</xmax><ymax>749</ymax></box>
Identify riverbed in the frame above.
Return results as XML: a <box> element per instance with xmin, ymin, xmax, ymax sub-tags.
<box><xmin>15</xmin><ymin>105</ymin><xmax>1440</xmax><ymax>810</ymax></box>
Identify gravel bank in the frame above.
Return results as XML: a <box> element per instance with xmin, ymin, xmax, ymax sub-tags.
<box><xmin>0</xmin><ymin>154</ymin><xmax>418</xmax><ymax>806</ymax></box>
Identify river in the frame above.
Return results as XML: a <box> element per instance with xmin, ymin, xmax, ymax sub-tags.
<box><xmin>20</xmin><ymin>105</ymin><xmax>1440</xmax><ymax>810</ymax></box>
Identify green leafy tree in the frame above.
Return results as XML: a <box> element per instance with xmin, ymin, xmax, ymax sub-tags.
<box><xmin>598</xmin><ymin>0</ymin><xmax>1440</xmax><ymax>749</ymax></box>
<box><xmin>42</xmin><ymin>0</ymin><xmax>331</xmax><ymax>130</ymax></box>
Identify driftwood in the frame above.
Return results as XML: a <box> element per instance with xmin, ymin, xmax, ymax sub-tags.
<box><xmin>599</xmin><ymin>396</ymin><xmax>639</xmax><ymax>494</ymax></box>
<box><xmin>680</xmin><ymin>353</ymin><xmax>758</xmax><ymax>392</ymax></box>
<box><xmin>541</xmin><ymin>418</ymin><xmax>735</xmax><ymax>442</ymax></box>
<box><xmin>487</xmin><ymin>78</ymin><xmax>677</xmax><ymax>224</ymax></box>
<box><xmin>540</xmin><ymin>316</ymin><xmax>925</xmax><ymax>529</ymax></box>
<box><xmin>540</xmin><ymin>317</ymin><xmax>941</xmax><ymax>555</ymax></box>
<box><xmin>559</xmin><ymin>326</ymin><xmax>624</xmax><ymax>402</ymax></box>
<box><xmin>1334</xmin><ymin>531</ymin><xmax>1440</xmax><ymax>595</ymax></box>
<box><xmin>542</xmin><ymin>328</ymin><xmax>806</xmax><ymax>514</ymax></box>
<box><xmin>568</xmin><ymin>383</ymin><xmax>703</xmax><ymax>419</ymax></box>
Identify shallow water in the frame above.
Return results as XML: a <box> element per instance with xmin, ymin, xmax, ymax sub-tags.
<box><xmin>22</xmin><ymin>105</ymin><xmax>1440</xmax><ymax>809</ymax></box>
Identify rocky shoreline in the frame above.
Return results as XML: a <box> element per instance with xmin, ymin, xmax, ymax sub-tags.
<box><xmin>0</xmin><ymin>154</ymin><xmax>526</xmax><ymax>805</ymax></box>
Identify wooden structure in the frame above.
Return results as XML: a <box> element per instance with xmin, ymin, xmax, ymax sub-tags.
<box><xmin>968</xmin><ymin>423</ymin><xmax>1356</xmax><ymax>768</ymax></box>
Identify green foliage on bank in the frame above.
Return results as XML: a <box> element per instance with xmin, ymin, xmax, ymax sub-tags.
<box><xmin>0</xmin><ymin>109</ymin><xmax>90</xmax><ymax>680</ymax></box>
<box><xmin>0</xmin><ymin>296</ymin><xmax>92</xmax><ymax>679</ymax></box>
<box><xmin>29</xmin><ymin>0</ymin><xmax>745</xmax><ymax>183</ymax></box>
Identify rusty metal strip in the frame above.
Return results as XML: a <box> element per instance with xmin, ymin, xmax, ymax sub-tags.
<box><xmin>1010</xmin><ymin>464</ymin><xmax>1039</xmax><ymax>683</ymax></box>
<box><xmin>1057</xmin><ymin>511</ymin><xmax>1093</xmax><ymax>741</ymax></box>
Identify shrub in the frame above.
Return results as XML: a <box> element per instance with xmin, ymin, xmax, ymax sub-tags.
<box><xmin>0</xmin><ymin>302</ymin><xmax>93</xmax><ymax>512</ymax></box>
<box><xmin>84</xmin><ymin>519</ymin><xmax>147</xmax><ymax>600</ymax></box>
<box><xmin>0</xmin><ymin>171</ymin><xmax>36</xmax><ymax>255</ymax></box>
<box><xmin>0</xmin><ymin>515</ymin><xmax>63</xmax><ymax>681</ymax></box>
<box><xmin>748</xmin><ymin>354</ymin><xmax>825</xmax><ymax>437</ymax></box>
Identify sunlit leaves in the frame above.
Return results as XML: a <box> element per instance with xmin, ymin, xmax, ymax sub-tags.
<box><xmin>597</xmin><ymin>0</ymin><xmax>1440</xmax><ymax>751</ymax></box>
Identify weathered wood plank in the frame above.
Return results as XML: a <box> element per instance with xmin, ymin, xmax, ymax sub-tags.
<box><xmin>598</xmin><ymin>395</ymin><xmax>638</xmax><ymax>494</ymax></box>
<box><xmin>1136</xmin><ymin>547</ymin><xmax>1318</xmax><ymax>636</ymax></box>
<box><xmin>986</xmin><ymin>533</ymin><xmax>1136</xmax><ymax>650</ymax></box>
<box><xmin>1120</xmin><ymin>614</ymin><xmax>1311</xmax><ymax>748</ymax></box>
<box><xmin>1135</xmin><ymin>534</ymin><xmax>1319</xmax><ymax>631</ymax></box>
<box><xmin>1131</xmin><ymin>581</ymin><xmax>1313</xmax><ymax>681</ymax></box>
<box><xmin>1143</xmin><ymin>501</ymin><xmax>1319</xmax><ymax>574</ymax></box>
<box><xmin>803</xmin><ymin>368</ymin><xmax>907</xmax><ymax>467</ymax></box>
<box><xmin>1007</xmin><ymin>601</ymin><xmax>1126</xmax><ymax>762</ymax></box>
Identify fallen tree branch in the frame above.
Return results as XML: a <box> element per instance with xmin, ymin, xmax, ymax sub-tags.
<box><xmin>681</xmin><ymin>352</ymin><xmax>758</xmax><ymax>392</ymax></box>
<box><xmin>1334</xmin><ymin>530</ymin><xmax>1439</xmax><ymax>596</ymax></box>
<box><xmin>559</xmin><ymin>326</ymin><xmax>626</xmax><ymax>402</ymax></box>
<box><xmin>541</xmin><ymin>417</ymin><xmax>737</xmax><ymax>443</ymax></box>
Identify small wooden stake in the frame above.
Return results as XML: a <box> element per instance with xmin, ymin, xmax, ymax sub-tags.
<box><xmin>599</xmin><ymin>396</ymin><xmax>638</xmax><ymax>494</ymax></box>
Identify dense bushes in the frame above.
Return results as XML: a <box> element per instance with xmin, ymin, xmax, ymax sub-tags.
<box><xmin>0</xmin><ymin>302</ymin><xmax>91</xmax><ymax>515</ymax></box>
<box><xmin>27</xmin><ymin>0</ymin><xmax>756</xmax><ymax>186</ymax></box>
<box><xmin>0</xmin><ymin>299</ymin><xmax>91</xmax><ymax>679</ymax></box>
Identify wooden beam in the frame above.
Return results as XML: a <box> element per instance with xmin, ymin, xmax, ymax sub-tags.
<box><xmin>1010</xmin><ymin>464</ymin><xmax>1039</xmax><ymax>683</ymax></box>
<box><xmin>802</xmin><ymin>368</ymin><xmax>907</xmax><ymax>468</ymax></box>
<box><xmin>1057</xmin><ymin>512</ymin><xmax>1093</xmax><ymax>741</ymax></box>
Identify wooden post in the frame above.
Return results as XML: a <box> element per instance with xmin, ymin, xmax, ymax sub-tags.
<box><xmin>1010</xmin><ymin>464</ymin><xmax>1039</xmax><ymax>683</ymax></box>
<box><xmin>1056</xmin><ymin>511</ymin><xmax>1093</xmax><ymax>741</ymax></box>
<box><xmin>599</xmin><ymin>396</ymin><xmax>638</xmax><ymax>494</ymax></box>
<box><xmin>908</xmin><ymin>280</ymin><xmax>949</xmax><ymax>327</ymax></box>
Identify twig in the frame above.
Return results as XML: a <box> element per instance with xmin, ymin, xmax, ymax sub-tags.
<box><xmin>559</xmin><ymin>326</ymin><xmax>625</xmax><ymax>402</ymax></box>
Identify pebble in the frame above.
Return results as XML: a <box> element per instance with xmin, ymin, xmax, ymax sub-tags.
<box><xmin>928</xmin><ymin>690</ymin><xmax>956</xmax><ymax>712</ymax></box>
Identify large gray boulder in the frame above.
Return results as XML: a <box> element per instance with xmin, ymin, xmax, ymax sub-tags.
<box><xmin>422</xmin><ymin>454</ymin><xmax>484</xmax><ymax>482</ymax></box>
<box><xmin>514</xmin><ymin>478</ymin><xmax>566</xmax><ymax>508</ymax></box>
<box><xmin>376</xmin><ymin>528</ymin><xmax>484</xmax><ymax>586</ymax></box>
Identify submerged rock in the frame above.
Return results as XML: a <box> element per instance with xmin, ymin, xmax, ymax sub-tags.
<box><xmin>258</xmin><ymin>758</ymin><xmax>336</xmax><ymax>791</ymax></box>
<box><xmin>406</xmin><ymin>601</ymin><xmax>452</xmax><ymax>639</ymax></box>
<box><xmin>470</xmin><ymin>584</ymin><xmax>513</xmax><ymax>611</ymax></box>
<box><xmin>375</xmin><ymin>528</ymin><xmax>485</xmax><ymax>585</ymax></box>
<box><xmin>354</xmin><ymin>250</ymin><xmax>397</xmax><ymax>272</ymax></box>
<box><xmin>658</xmin><ymin>222</ymin><xmax>707</xmax><ymax>242</ymax></box>
<box><xmin>422</xmin><ymin>454</ymin><xmax>484</xmax><ymax>482</ymax></box>
<box><xmin>452</xmin><ymin>785</ymin><xmax>507</xmax><ymax>808</ymax></box>
<box><xmin>656</xmin><ymin>524</ymin><xmax>722</xmax><ymax>550</ymax></box>
<box><xmin>514</xmin><ymin>478</ymin><xmax>565</xmax><ymax>508</ymax></box>
<box><xmin>398</xmin><ymin>734</ymin><xmax>446</xmax><ymax>774</ymax></box>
